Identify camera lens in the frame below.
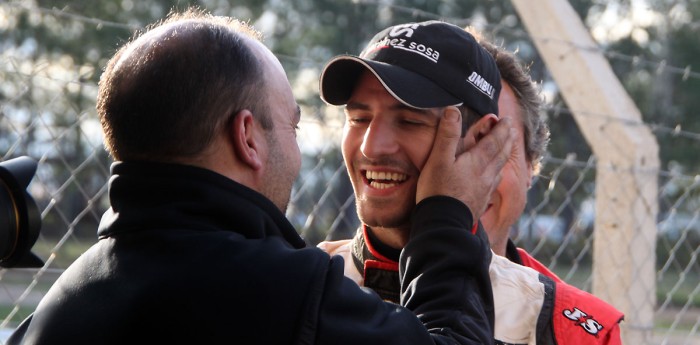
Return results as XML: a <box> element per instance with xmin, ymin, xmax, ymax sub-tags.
<box><xmin>0</xmin><ymin>156</ymin><xmax>44</xmax><ymax>268</ymax></box>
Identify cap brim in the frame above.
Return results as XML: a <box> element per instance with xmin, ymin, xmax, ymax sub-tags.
<box><xmin>319</xmin><ymin>56</ymin><xmax>463</xmax><ymax>109</ymax></box>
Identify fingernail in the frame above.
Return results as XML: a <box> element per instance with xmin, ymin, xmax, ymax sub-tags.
<box><xmin>445</xmin><ymin>108</ymin><xmax>457</xmax><ymax>122</ymax></box>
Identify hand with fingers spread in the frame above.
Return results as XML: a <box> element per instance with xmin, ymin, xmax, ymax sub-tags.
<box><xmin>416</xmin><ymin>106</ymin><xmax>515</xmax><ymax>223</ymax></box>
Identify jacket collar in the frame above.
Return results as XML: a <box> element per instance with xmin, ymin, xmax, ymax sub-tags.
<box><xmin>98</xmin><ymin>161</ymin><xmax>306</xmax><ymax>249</ymax></box>
<box><xmin>505</xmin><ymin>239</ymin><xmax>523</xmax><ymax>264</ymax></box>
<box><xmin>350</xmin><ymin>225</ymin><xmax>400</xmax><ymax>303</ymax></box>
<box><xmin>350</xmin><ymin>222</ymin><xmax>484</xmax><ymax>303</ymax></box>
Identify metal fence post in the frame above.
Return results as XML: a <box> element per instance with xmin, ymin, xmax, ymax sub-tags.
<box><xmin>511</xmin><ymin>0</ymin><xmax>660</xmax><ymax>343</ymax></box>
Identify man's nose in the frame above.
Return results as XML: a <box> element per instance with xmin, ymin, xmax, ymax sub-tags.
<box><xmin>360</xmin><ymin>120</ymin><xmax>400</xmax><ymax>159</ymax></box>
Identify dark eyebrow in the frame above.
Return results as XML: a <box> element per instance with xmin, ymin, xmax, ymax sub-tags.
<box><xmin>344</xmin><ymin>101</ymin><xmax>369</xmax><ymax>112</ymax></box>
<box><xmin>345</xmin><ymin>101</ymin><xmax>436</xmax><ymax>117</ymax></box>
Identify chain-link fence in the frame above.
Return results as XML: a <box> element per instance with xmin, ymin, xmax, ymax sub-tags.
<box><xmin>1</xmin><ymin>1</ymin><xmax>699</xmax><ymax>344</ymax></box>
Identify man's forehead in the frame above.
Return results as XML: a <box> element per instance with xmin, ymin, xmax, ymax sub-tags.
<box><xmin>346</xmin><ymin>71</ymin><xmax>442</xmax><ymax>117</ymax></box>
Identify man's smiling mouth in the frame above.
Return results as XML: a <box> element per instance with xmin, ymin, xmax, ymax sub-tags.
<box><xmin>364</xmin><ymin>170</ymin><xmax>407</xmax><ymax>189</ymax></box>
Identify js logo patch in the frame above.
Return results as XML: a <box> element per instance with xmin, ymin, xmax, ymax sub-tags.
<box><xmin>563</xmin><ymin>307</ymin><xmax>603</xmax><ymax>335</ymax></box>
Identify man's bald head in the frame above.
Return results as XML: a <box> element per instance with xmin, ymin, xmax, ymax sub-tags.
<box><xmin>97</xmin><ymin>9</ymin><xmax>270</xmax><ymax>162</ymax></box>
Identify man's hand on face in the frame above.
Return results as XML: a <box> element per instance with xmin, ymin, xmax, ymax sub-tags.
<box><xmin>416</xmin><ymin>106</ymin><xmax>515</xmax><ymax>224</ymax></box>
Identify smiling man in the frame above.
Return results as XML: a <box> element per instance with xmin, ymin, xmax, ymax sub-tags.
<box><xmin>319</xmin><ymin>21</ymin><xmax>623</xmax><ymax>345</ymax></box>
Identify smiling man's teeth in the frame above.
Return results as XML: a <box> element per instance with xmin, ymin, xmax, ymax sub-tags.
<box><xmin>365</xmin><ymin>170</ymin><xmax>407</xmax><ymax>189</ymax></box>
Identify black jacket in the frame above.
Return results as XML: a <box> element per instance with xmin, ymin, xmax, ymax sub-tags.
<box><xmin>8</xmin><ymin>161</ymin><xmax>494</xmax><ymax>344</ymax></box>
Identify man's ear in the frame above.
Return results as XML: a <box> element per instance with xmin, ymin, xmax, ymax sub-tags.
<box><xmin>462</xmin><ymin>113</ymin><xmax>499</xmax><ymax>150</ymax></box>
<box><xmin>230</xmin><ymin>109</ymin><xmax>263</xmax><ymax>170</ymax></box>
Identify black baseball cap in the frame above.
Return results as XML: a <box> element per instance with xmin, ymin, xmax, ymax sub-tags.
<box><xmin>320</xmin><ymin>20</ymin><xmax>501</xmax><ymax>115</ymax></box>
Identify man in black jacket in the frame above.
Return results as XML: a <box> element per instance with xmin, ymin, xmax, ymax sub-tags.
<box><xmin>7</xmin><ymin>9</ymin><xmax>514</xmax><ymax>345</ymax></box>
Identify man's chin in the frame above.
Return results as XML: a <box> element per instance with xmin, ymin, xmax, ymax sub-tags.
<box><xmin>358</xmin><ymin>214</ymin><xmax>411</xmax><ymax>231</ymax></box>
<box><xmin>356</xmin><ymin>200</ymin><xmax>413</xmax><ymax>227</ymax></box>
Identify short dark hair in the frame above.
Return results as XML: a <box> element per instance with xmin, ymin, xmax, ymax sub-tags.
<box><xmin>457</xmin><ymin>104</ymin><xmax>481</xmax><ymax>136</ymax></box>
<box><xmin>97</xmin><ymin>8</ymin><xmax>271</xmax><ymax>161</ymax></box>
<box><xmin>467</xmin><ymin>28</ymin><xmax>550</xmax><ymax>175</ymax></box>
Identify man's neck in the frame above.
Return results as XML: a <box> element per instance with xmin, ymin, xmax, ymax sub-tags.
<box><xmin>364</xmin><ymin>226</ymin><xmax>402</xmax><ymax>262</ymax></box>
<box><xmin>491</xmin><ymin>237</ymin><xmax>508</xmax><ymax>256</ymax></box>
<box><xmin>487</xmin><ymin>229</ymin><xmax>510</xmax><ymax>256</ymax></box>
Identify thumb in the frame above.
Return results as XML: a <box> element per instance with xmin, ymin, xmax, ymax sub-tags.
<box><xmin>416</xmin><ymin>106</ymin><xmax>461</xmax><ymax>203</ymax></box>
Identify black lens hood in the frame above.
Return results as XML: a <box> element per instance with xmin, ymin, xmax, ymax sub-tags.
<box><xmin>0</xmin><ymin>156</ymin><xmax>44</xmax><ymax>268</ymax></box>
